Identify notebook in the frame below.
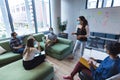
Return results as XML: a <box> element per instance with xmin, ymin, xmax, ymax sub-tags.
<box><xmin>41</xmin><ymin>51</ymin><xmax>45</xmax><ymax>55</ymax></box>
<box><xmin>35</xmin><ymin>51</ymin><xmax>45</xmax><ymax>57</ymax></box>
<box><xmin>79</xmin><ymin>57</ymin><xmax>97</xmax><ymax>69</ymax></box>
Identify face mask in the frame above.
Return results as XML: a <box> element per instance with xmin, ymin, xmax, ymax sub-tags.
<box><xmin>77</xmin><ymin>21</ymin><xmax>80</xmax><ymax>24</ymax></box>
<box><xmin>16</xmin><ymin>35</ymin><xmax>19</xmax><ymax>38</ymax></box>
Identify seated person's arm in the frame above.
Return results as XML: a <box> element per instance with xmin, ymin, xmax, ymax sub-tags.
<box><xmin>37</xmin><ymin>41</ymin><xmax>41</xmax><ymax>52</ymax></box>
<box><xmin>13</xmin><ymin>45</ymin><xmax>23</xmax><ymax>49</ymax></box>
<box><xmin>89</xmin><ymin>59</ymin><xmax>118</xmax><ymax>79</ymax></box>
<box><xmin>95</xmin><ymin>60</ymin><xmax>103</xmax><ymax>63</ymax></box>
<box><xmin>10</xmin><ymin>40</ymin><xmax>22</xmax><ymax>50</ymax></box>
<box><xmin>90</xmin><ymin>57</ymin><xmax>103</xmax><ymax>63</ymax></box>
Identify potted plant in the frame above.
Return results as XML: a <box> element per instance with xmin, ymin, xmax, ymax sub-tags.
<box><xmin>57</xmin><ymin>17</ymin><xmax>68</xmax><ymax>38</ymax></box>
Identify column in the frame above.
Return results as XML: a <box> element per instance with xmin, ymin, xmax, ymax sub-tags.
<box><xmin>50</xmin><ymin>0</ymin><xmax>61</xmax><ymax>35</ymax></box>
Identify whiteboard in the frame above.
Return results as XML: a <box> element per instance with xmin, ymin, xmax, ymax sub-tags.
<box><xmin>80</xmin><ymin>7</ymin><xmax>120</xmax><ymax>35</ymax></box>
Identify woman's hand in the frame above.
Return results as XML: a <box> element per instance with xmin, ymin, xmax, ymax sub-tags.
<box><xmin>71</xmin><ymin>32</ymin><xmax>76</xmax><ymax>35</ymax></box>
<box><xmin>37</xmin><ymin>41</ymin><xmax>41</xmax><ymax>51</ymax></box>
<box><xmin>77</xmin><ymin>35</ymin><xmax>81</xmax><ymax>39</ymax></box>
<box><xmin>88</xmin><ymin>60</ymin><xmax>94</xmax><ymax>67</ymax></box>
<box><xmin>89</xmin><ymin>57</ymin><xmax>96</xmax><ymax>61</ymax></box>
<box><xmin>77</xmin><ymin>35</ymin><xmax>86</xmax><ymax>39</ymax></box>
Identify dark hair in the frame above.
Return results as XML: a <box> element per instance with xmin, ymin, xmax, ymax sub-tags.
<box><xmin>23</xmin><ymin>38</ymin><xmax>34</xmax><ymax>56</ymax></box>
<box><xmin>79</xmin><ymin>16</ymin><xmax>88</xmax><ymax>28</ymax></box>
<box><xmin>106</xmin><ymin>42</ymin><xmax>120</xmax><ymax>55</ymax></box>
<box><xmin>11</xmin><ymin>32</ymin><xmax>16</xmax><ymax>37</ymax></box>
<box><xmin>27</xmin><ymin>38</ymin><xmax>34</xmax><ymax>47</ymax></box>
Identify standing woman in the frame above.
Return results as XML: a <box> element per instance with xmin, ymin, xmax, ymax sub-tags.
<box><xmin>23</xmin><ymin>36</ymin><xmax>45</xmax><ymax>70</ymax></box>
<box><xmin>71</xmin><ymin>16</ymin><xmax>89</xmax><ymax>58</ymax></box>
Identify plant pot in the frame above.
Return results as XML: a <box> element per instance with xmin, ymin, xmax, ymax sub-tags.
<box><xmin>58</xmin><ymin>33</ymin><xmax>68</xmax><ymax>39</ymax></box>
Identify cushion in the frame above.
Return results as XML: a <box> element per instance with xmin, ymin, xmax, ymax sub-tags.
<box><xmin>33</xmin><ymin>33</ymin><xmax>44</xmax><ymax>42</ymax></box>
<box><xmin>0</xmin><ymin>60</ymin><xmax>54</xmax><ymax>80</ymax></box>
<box><xmin>0</xmin><ymin>46</ymin><xmax>6</xmax><ymax>54</ymax></box>
<box><xmin>40</xmin><ymin>41</ymin><xmax>45</xmax><ymax>49</ymax></box>
<box><xmin>40</xmin><ymin>42</ymin><xmax>69</xmax><ymax>55</ymax></box>
<box><xmin>0</xmin><ymin>40</ymin><xmax>11</xmax><ymax>52</ymax></box>
<box><xmin>0</xmin><ymin>52</ymin><xmax>21</xmax><ymax>65</ymax></box>
<box><xmin>50</xmin><ymin>43</ymin><xmax>69</xmax><ymax>55</ymax></box>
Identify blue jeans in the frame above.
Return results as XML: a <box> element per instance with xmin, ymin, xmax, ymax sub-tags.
<box><xmin>72</xmin><ymin>40</ymin><xmax>86</xmax><ymax>57</ymax></box>
<box><xmin>13</xmin><ymin>47</ymin><xmax>24</xmax><ymax>54</ymax></box>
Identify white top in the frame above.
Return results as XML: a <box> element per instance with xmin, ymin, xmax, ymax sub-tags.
<box><xmin>23</xmin><ymin>48</ymin><xmax>40</xmax><ymax>61</ymax></box>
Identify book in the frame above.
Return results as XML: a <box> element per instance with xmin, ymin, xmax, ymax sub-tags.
<box><xmin>79</xmin><ymin>57</ymin><xmax>97</xmax><ymax>69</ymax></box>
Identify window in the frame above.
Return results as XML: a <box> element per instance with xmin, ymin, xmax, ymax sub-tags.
<box><xmin>16</xmin><ymin>5</ymin><xmax>20</xmax><ymax>12</ymax></box>
<box><xmin>21</xmin><ymin>3</ymin><xmax>26</xmax><ymax>12</ymax></box>
<box><xmin>103</xmin><ymin>0</ymin><xmax>112</xmax><ymax>7</ymax></box>
<box><xmin>0</xmin><ymin>0</ymin><xmax>51</xmax><ymax>40</ymax></box>
<box><xmin>8</xmin><ymin>0</ymin><xmax>35</xmax><ymax>35</ymax></box>
<box><xmin>87</xmin><ymin>0</ymin><xmax>98</xmax><ymax>9</ymax></box>
<box><xmin>113</xmin><ymin>0</ymin><xmax>120</xmax><ymax>7</ymax></box>
<box><xmin>0</xmin><ymin>3</ymin><xmax>12</xmax><ymax>39</ymax></box>
<box><xmin>0</xmin><ymin>9</ymin><xmax>7</xmax><ymax>39</ymax></box>
<box><xmin>87</xmin><ymin>0</ymin><xmax>120</xmax><ymax>9</ymax></box>
<box><xmin>35</xmin><ymin>0</ymin><xmax>50</xmax><ymax>32</ymax></box>
<box><xmin>98</xmin><ymin>0</ymin><xmax>103</xmax><ymax>8</ymax></box>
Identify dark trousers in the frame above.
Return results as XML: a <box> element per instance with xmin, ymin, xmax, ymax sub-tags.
<box><xmin>13</xmin><ymin>47</ymin><xmax>24</xmax><ymax>54</ymax></box>
<box><xmin>23</xmin><ymin>55</ymin><xmax>45</xmax><ymax>70</ymax></box>
<box><xmin>71</xmin><ymin>61</ymin><xmax>92</xmax><ymax>78</ymax></box>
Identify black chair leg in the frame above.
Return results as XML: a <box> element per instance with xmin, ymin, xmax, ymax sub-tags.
<box><xmin>79</xmin><ymin>71</ymin><xmax>93</xmax><ymax>80</ymax></box>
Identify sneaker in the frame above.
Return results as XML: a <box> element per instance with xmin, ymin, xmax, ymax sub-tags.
<box><xmin>63</xmin><ymin>75</ymin><xmax>73</xmax><ymax>80</ymax></box>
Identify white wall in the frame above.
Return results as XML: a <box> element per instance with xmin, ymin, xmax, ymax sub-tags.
<box><xmin>61</xmin><ymin>0</ymin><xmax>120</xmax><ymax>41</ymax></box>
<box><xmin>61</xmin><ymin>0</ymin><xmax>74</xmax><ymax>40</ymax></box>
<box><xmin>61</xmin><ymin>0</ymin><xmax>87</xmax><ymax>41</ymax></box>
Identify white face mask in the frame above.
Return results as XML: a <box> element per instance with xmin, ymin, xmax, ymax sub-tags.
<box><xmin>50</xmin><ymin>30</ymin><xmax>53</xmax><ymax>33</ymax></box>
<box><xmin>77</xmin><ymin>21</ymin><xmax>80</xmax><ymax>24</ymax></box>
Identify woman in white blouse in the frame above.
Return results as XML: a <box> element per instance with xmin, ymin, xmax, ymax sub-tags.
<box><xmin>23</xmin><ymin>36</ymin><xmax>45</xmax><ymax>70</ymax></box>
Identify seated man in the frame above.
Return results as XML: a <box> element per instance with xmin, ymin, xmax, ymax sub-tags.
<box><xmin>9</xmin><ymin>32</ymin><xmax>25</xmax><ymax>54</ymax></box>
<box><xmin>44</xmin><ymin>27</ymin><xmax>58</xmax><ymax>53</ymax></box>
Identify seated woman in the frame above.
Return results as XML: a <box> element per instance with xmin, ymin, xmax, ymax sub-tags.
<box><xmin>63</xmin><ymin>42</ymin><xmax>120</xmax><ymax>80</ymax></box>
<box><xmin>22</xmin><ymin>36</ymin><xmax>46</xmax><ymax>70</ymax></box>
